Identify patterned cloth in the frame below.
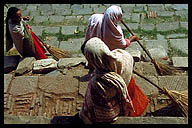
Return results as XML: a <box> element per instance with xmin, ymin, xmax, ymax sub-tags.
<box><xmin>85</xmin><ymin>5</ymin><xmax>130</xmax><ymax>50</ymax></box>
<box><xmin>7</xmin><ymin>19</ymin><xmax>47</xmax><ymax>60</ymax></box>
<box><xmin>79</xmin><ymin>37</ymin><xmax>134</xmax><ymax>123</ymax></box>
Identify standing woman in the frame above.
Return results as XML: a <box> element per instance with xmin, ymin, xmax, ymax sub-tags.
<box><xmin>79</xmin><ymin>37</ymin><xmax>149</xmax><ymax>124</ymax></box>
<box><xmin>85</xmin><ymin>5</ymin><xmax>139</xmax><ymax>51</ymax></box>
<box><xmin>6</xmin><ymin>7</ymin><xmax>47</xmax><ymax>60</ymax></box>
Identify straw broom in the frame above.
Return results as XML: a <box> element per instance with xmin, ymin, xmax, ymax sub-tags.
<box><xmin>133</xmin><ymin>69</ymin><xmax>188</xmax><ymax>117</ymax></box>
<box><xmin>33</xmin><ymin>33</ymin><xmax>71</xmax><ymax>61</ymax></box>
<box><xmin>121</xmin><ymin>20</ymin><xmax>178</xmax><ymax>76</ymax></box>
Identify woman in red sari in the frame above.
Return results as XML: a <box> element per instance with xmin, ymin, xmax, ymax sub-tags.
<box><xmin>79</xmin><ymin>37</ymin><xmax>149</xmax><ymax>124</ymax></box>
<box><xmin>6</xmin><ymin>7</ymin><xmax>47</xmax><ymax>60</ymax></box>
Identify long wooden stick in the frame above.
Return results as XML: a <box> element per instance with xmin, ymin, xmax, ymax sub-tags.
<box><xmin>121</xmin><ymin>20</ymin><xmax>153</xmax><ymax>61</ymax></box>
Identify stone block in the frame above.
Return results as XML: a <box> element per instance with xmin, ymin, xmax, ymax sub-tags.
<box><xmin>43</xmin><ymin>27</ymin><xmax>60</xmax><ymax>34</ymax></box>
<box><xmin>125</xmin><ymin>49</ymin><xmax>141</xmax><ymax>62</ymax></box>
<box><xmin>33</xmin><ymin>16</ymin><xmax>49</xmax><ymax>24</ymax></box>
<box><xmin>49</xmin><ymin>16</ymin><xmax>65</xmax><ymax>23</ymax></box>
<box><xmin>15</xmin><ymin>57</ymin><xmax>36</xmax><ymax>76</ymax></box>
<box><xmin>122</xmin><ymin>13</ymin><xmax>132</xmax><ymax>21</ymax></box>
<box><xmin>72</xmin><ymin>8</ymin><xmax>93</xmax><ymax>15</ymax></box>
<box><xmin>180</xmin><ymin>22</ymin><xmax>188</xmax><ymax>30</ymax></box>
<box><xmin>113</xmin><ymin>117</ymin><xmax>188</xmax><ymax>124</ymax></box>
<box><xmin>4</xmin><ymin>74</ymin><xmax>13</xmax><ymax>93</ymax></box>
<box><xmin>33</xmin><ymin>58</ymin><xmax>58</xmax><ymax>74</ymax></box>
<box><xmin>173</xmin><ymin>4</ymin><xmax>188</xmax><ymax>11</ymax></box>
<box><xmin>93</xmin><ymin>7</ymin><xmax>106</xmax><ymax>13</ymax></box>
<box><xmin>38</xmin><ymin>75</ymin><xmax>78</xmax><ymax>96</ymax></box>
<box><xmin>145</xmin><ymin>40</ymin><xmax>168</xmax><ymax>52</ymax></box>
<box><xmin>9</xmin><ymin>76</ymin><xmax>38</xmax><ymax>96</ymax></box>
<box><xmin>71</xmin><ymin>4</ymin><xmax>83</xmax><ymax>9</ymax></box>
<box><xmin>133</xmin><ymin>6</ymin><xmax>144</xmax><ymax>12</ymax></box>
<box><xmin>156</xmin><ymin>22</ymin><xmax>180</xmax><ymax>32</ymax></box>
<box><xmin>133</xmin><ymin>74</ymin><xmax>159</xmax><ymax>95</ymax></box>
<box><xmin>147</xmin><ymin>4</ymin><xmax>164</xmax><ymax>11</ymax></box>
<box><xmin>148</xmin><ymin>46</ymin><xmax>168</xmax><ymax>60</ymax></box>
<box><xmin>131</xmin><ymin>13</ymin><xmax>140</xmax><ymax>23</ymax></box>
<box><xmin>54</xmin><ymin>9</ymin><xmax>72</xmax><ymax>16</ymax></box>
<box><xmin>140</xmin><ymin>23</ymin><xmax>155</xmax><ymax>31</ymax></box>
<box><xmin>157</xmin><ymin>11</ymin><xmax>174</xmax><ymax>17</ymax></box>
<box><xmin>4</xmin><ymin>55</ymin><xmax>21</xmax><ymax>73</ymax></box>
<box><xmin>59</xmin><ymin>38</ymin><xmax>84</xmax><ymax>52</ymax></box>
<box><xmin>172</xmin><ymin>57</ymin><xmax>188</xmax><ymax>68</ymax></box>
<box><xmin>26</xmin><ymin>5</ymin><xmax>37</xmax><ymax>11</ymax></box>
<box><xmin>157</xmin><ymin>34</ymin><xmax>165</xmax><ymax>40</ymax></box>
<box><xmin>45</xmin><ymin>36</ymin><xmax>59</xmax><ymax>48</ymax></box>
<box><xmin>175</xmin><ymin>10</ymin><xmax>188</xmax><ymax>18</ymax></box>
<box><xmin>167</xmin><ymin>34</ymin><xmax>187</xmax><ymax>39</ymax></box>
<box><xmin>158</xmin><ymin>76</ymin><xmax>188</xmax><ymax>91</ymax></box>
<box><xmin>57</xmin><ymin>58</ymin><xmax>86</xmax><ymax>69</ymax></box>
<box><xmin>31</xmin><ymin>26</ymin><xmax>44</xmax><ymax>36</ymax></box>
<box><xmin>61</xmin><ymin>26</ymin><xmax>77</xmax><ymax>35</ymax></box>
<box><xmin>169</xmin><ymin>39</ymin><xmax>188</xmax><ymax>55</ymax></box>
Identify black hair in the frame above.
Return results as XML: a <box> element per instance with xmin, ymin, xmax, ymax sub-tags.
<box><xmin>5</xmin><ymin>7</ymin><xmax>20</xmax><ymax>44</ymax></box>
<box><xmin>81</xmin><ymin>40</ymin><xmax>88</xmax><ymax>55</ymax></box>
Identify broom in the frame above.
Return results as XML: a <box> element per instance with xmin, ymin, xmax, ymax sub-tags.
<box><xmin>133</xmin><ymin>69</ymin><xmax>188</xmax><ymax>117</ymax></box>
<box><xmin>121</xmin><ymin>20</ymin><xmax>177</xmax><ymax>76</ymax></box>
<box><xmin>33</xmin><ymin>33</ymin><xmax>71</xmax><ymax>61</ymax></box>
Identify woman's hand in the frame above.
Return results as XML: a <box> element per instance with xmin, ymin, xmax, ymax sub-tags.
<box><xmin>23</xmin><ymin>16</ymin><xmax>30</xmax><ymax>21</ymax></box>
<box><xmin>129</xmin><ymin>35</ymin><xmax>139</xmax><ymax>42</ymax></box>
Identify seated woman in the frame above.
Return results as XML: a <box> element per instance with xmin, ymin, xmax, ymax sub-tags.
<box><xmin>85</xmin><ymin>5</ymin><xmax>139</xmax><ymax>51</ymax></box>
<box><xmin>79</xmin><ymin>37</ymin><xmax>149</xmax><ymax>124</ymax></box>
<box><xmin>6</xmin><ymin>7</ymin><xmax>47</xmax><ymax>60</ymax></box>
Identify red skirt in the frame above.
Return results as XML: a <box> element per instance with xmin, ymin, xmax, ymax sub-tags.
<box><xmin>127</xmin><ymin>76</ymin><xmax>149</xmax><ymax>116</ymax></box>
<box><xmin>26</xmin><ymin>26</ymin><xmax>47</xmax><ymax>60</ymax></box>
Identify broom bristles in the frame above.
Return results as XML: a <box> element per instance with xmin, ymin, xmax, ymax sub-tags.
<box><xmin>46</xmin><ymin>45</ymin><xmax>72</xmax><ymax>60</ymax></box>
<box><xmin>163</xmin><ymin>88</ymin><xmax>188</xmax><ymax>117</ymax></box>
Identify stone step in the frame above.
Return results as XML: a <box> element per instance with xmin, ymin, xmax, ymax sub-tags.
<box><xmin>4</xmin><ymin>115</ymin><xmax>188</xmax><ymax>124</ymax></box>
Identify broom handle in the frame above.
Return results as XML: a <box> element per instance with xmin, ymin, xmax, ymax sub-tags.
<box><xmin>133</xmin><ymin>69</ymin><xmax>164</xmax><ymax>92</ymax></box>
<box><xmin>121</xmin><ymin>20</ymin><xmax>153</xmax><ymax>61</ymax></box>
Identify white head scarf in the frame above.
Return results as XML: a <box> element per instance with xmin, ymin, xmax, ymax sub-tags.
<box><xmin>85</xmin><ymin>5</ymin><xmax>127</xmax><ymax>50</ymax></box>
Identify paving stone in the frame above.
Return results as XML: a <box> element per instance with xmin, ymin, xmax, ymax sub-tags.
<box><xmin>156</xmin><ymin>22</ymin><xmax>180</xmax><ymax>32</ymax></box>
<box><xmin>90</xmin><ymin>4</ymin><xmax>100</xmax><ymax>8</ymax></box>
<box><xmin>59</xmin><ymin>38</ymin><xmax>84</xmax><ymax>52</ymax></box>
<box><xmin>180</xmin><ymin>22</ymin><xmax>188</xmax><ymax>30</ymax></box>
<box><xmin>49</xmin><ymin>16</ymin><xmax>65</xmax><ymax>24</ymax></box>
<box><xmin>61</xmin><ymin>26</ymin><xmax>77</xmax><ymax>35</ymax></box>
<box><xmin>52</xmin><ymin>4</ymin><xmax>71</xmax><ymax>10</ymax></box>
<box><xmin>173</xmin><ymin>4</ymin><xmax>188</xmax><ymax>11</ymax></box>
<box><xmin>4</xmin><ymin>74</ymin><xmax>13</xmax><ymax>93</ymax></box>
<box><xmin>9</xmin><ymin>76</ymin><xmax>38</xmax><ymax>96</ymax></box>
<box><xmin>121</xmin><ymin>4</ymin><xmax>135</xmax><ymax>8</ymax></box>
<box><xmin>71</xmin><ymin>4</ymin><xmax>83</xmax><ymax>9</ymax></box>
<box><xmin>26</xmin><ymin>5</ymin><xmax>37</xmax><ymax>11</ymax></box>
<box><xmin>122</xmin><ymin>13</ymin><xmax>132</xmax><ymax>21</ymax></box>
<box><xmin>33</xmin><ymin>16</ymin><xmax>49</xmax><ymax>24</ymax></box>
<box><xmin>33</xmin><ymin>58</ymin><xmax>58</xmax><ymax>74</ymax></box>
<box><xmin>15</xmin><ymin>57</ymin><xmax>36</xmax><ymax>76</ymax></box>
<box><xmin>147</xmin><ymin>5</ymin><xmax>164</xmax><ymax>11</ymax></box>
<box><xmin>31</xmin><ymin>26</ymin><xmax>44</xmax><ymax>36</ymax></box>
<box><xmin>43</xmin><ymin>27</ymin><xmax>60</xmax><ymax>34</ymax></box>
<box><xmin>167</xmin><ymin>34</ymin><xmax>187</xmax><ymax>39</ymax></box>
<box><xmin>157</xmin><ymin>11</ymin><xmax>174</xmax><ymax>17</ymax></box>
<box><xmin>126</xmin><ymin>40</ymin><xmax>144</xmax><ymax>52</ymax></box>
<box><xmin>175</xmin><ymin>10</ymin><xmax>188</xmax><ymax>18</ymax></box>
<box><xmin>72</xmin><ymin>8</ymin><xmax>93</xmax><ymax>15</ymax></box>
<box><xmin>44</xmin><ymin>36</ymin><xmax>59</xmax><ymax>49</ymax></box>
<box><xmin>172</xmin><ymin>57</ymin><xmax>188</xmax><ymax>68</ymax></box>
<box><xmin>113</xmin><ymin>117</ymin><xmax>188</xmax><ymax>124</ymax></box>
<box><xmin>140</xmin><ymin>23</ymin><xmax>155</xmax><ymax>31</ymax></box>
<box><xmin>38</xmin><ymin>75</ymin><xmax>78</xmax><ymax>96</ymax></box>
<box><xmin>120</xmin><ymin>23</ymin><xmax>139</xmax><ymax>31</ymax></box>
<box><xmin>93</xmin><ymin>7</ymin><xmax>106</xmax><ymax>13</ymax></box>
<box><xmin>54</xmin><ymin>9</ymin><xmax>72</xmax><ymax>16</ymax></box>
<box><xmin>4</xmin><ymin>115</ymin><xmax>51</xmax><ymax>124</ymax></box>
<box><xmin>131</xmin><ymin>13</ymin><xmax>140</xmax><ymax>23</ymax></box>
<box><xmin>169</xmin><ymin>39</ymin><xmax>188</xmax><ymax>55</ymax></box>
<box><xmin>157</xmin><ymin>34</ymin><xmax>165</xmax><ymax>40</ymax></box>
<box><xmin>125</xmin><ymin>49</ymin><xmax>141</xmax><ymax>62</ymax></box>
<box><xmin>45</xmin><ymin>70</ymin><xmax>63</xmax><ymax>76</ymax></box>
<box><xmin>148</xmin><ymin>46</ymin><xmax>168</xmax><ymax>60</ymax></box>
<box><xmin>133</xmin><ymin>6</ymin><xmax>144</xmax><ymax>12</ymax></box>
<box><xmin>145</xmin><ymin>40</ymin><xmax>168</xmax><ymax>52</ymax></box>
<box><xmin>4</xmin><ymin>55</ymin><xmax>21</xmax><ymax>73</ymax></box>
<box><xmin>158</xmin><ymin>76</ymin><xmax>188</xmax><ymax>91</ymax></box>
<box><xmin>133</xmin><ymin>74</ymin><xmax>159</xmax><ymax>95</ymax></box>
<box><xmin>57</xmin><ymin>58</ymin><xmax>86</xmax><ymax>69</ymax></box>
